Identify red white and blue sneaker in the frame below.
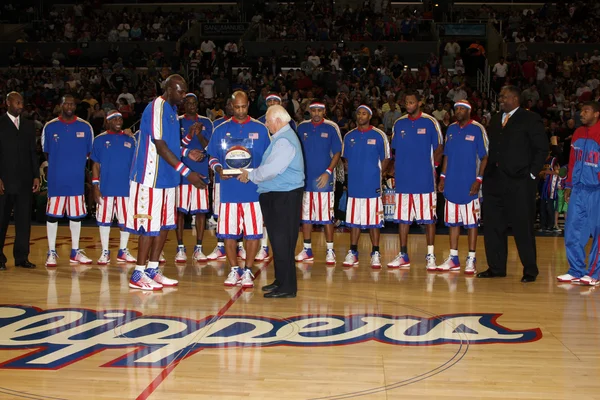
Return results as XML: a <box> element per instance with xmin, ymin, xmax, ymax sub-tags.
<box><xmin>464</xmin><ymin>256</ymin><xmax>477</xmax><ymax>275</ymax></box>
<box><xmin>175</xmin><ymin>246</ymin><xmax>187</xmax><ymax>263</ymax></box>
<box><xmin>296</xmin><ymin>248</ymin><xmax>314</xmax><ymax>262</ymax></box>
<box><xmin>129</xmin><ymin>269</ymin><xmax>163</xmax><ymax>291</ymax></box>
<box><xmin>70</xmin><ymin>249</ymin><xmax>93</xmax><ymax>264</ymax></box>
<box><xmin>207</xmin><ymin>245</ymin><xmax>226</xmax><ymax>260</ymax></box>
<box><xmin>117</xmin><ymin>248</ymin><xmax>136</xmax><ymax>263</ymax></box>
<box><xmin>97</xmin><ymin>250</ymin><xmax>110</xmax><ymax>265</ymax></box>
<box><xmin>45</xmin><ymin>250</ymin><xmax>59</xmax><ymax>267</ymax></box>
<box><xmin>145</xmin><ymin>267</ymin><xmax>178</xmax><ymax>286</ymax></box>
<box><xmin>437</xmin><ymin>255</ymin><xmax>461</xmax><ymax>272</ymax></box>
<box><xmin>159</xmin><ymin>252</ymin><xmax>166</xmax><ymax>264</ymax></box>
<box><xmin>255</xmin><ymin>246</ymin><xmax>270</xmax><ymax>261</ymax></box>
<box><xmin>579</xmin><ymin>275</ymin><xmax>600</xmax><ymax>286</ymax></box>
<box><xmin>425</xmin><ymin>254</ymin><xmax>437</xmax><ymax>271</ymax></box>
<box><xmin>343</xmin><ymin>250</ymin><xmax>359</xmax><ymax>267</ymax></box>
<box><xmin>387</xmin><ymin>252</ymin><xmax>410</xmax><ymax>268</ymax></box>
<box><xmin>370</xmin><ymin>251</ymin><xmax>382</xmax><ymax>268</ymax></box>
<box><xmin>237</xmin><ymin>246</ymin><xmax>247</xmax><ymax>260</ymax></box>
<box><xmin>193</xmin><ymin>245</ymin><xmax>208</xmax><ymax>261</ymax></box>
<box><xmin>325</xmin><ymin>249</ymin><xmax>336</xmax><ymax>265</ymax></box>
<box><xmin>241</xmin><ymin>268</ymin><xmax>255</xmax><ymax>288</ymax></box>
<box><xmin>224</xmin><ymin>267</ymin><xmax>242</xmax><ymax>286</ymax></box>
<box><xmin>556</xmin><ymin>273</ymin><xmax>581</xmax><ymax>283</ymax></box>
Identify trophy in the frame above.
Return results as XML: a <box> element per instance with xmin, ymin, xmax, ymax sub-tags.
<box><xmin>222</xmin><ymin>137</ymin><xmax>255</xmax><ymax>175</ymax></box>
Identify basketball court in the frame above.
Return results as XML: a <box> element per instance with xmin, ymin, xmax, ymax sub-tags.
<box><xmin>0</xmin><ymin>225</ymin><xmax>597</xmax><ymax>400</ymax></box>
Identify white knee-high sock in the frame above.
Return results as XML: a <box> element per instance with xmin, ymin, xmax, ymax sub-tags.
<box><xmin>99</xmin><ymin>226</ymin><xmax>111</xmax><ymax>251</ymax></box>
<box><xmin>119</xmin><ymin>231</ymin><xmax>130</xmax><ymax>249</ymax></box>
<box><xmin>261</xmin><ymin>227</ymin><xmax>268</xmax><ymax>248</ymax></box>
<box><xmin>47</xmin><ymin>221</ymin><xmax>58</xmax><ymax>251</ymax></box>
<box><xmin>70</xmin><ymin>220</ymin><xmax>82</xmax><ymax>250</ymax></box>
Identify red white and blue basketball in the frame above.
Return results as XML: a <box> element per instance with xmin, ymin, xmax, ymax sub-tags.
<box><xmin>225</xmin><ymin>145</ymin><xmax>252</xmax><ymax>169</ymax></box>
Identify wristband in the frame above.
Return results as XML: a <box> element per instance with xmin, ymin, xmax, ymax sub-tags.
<box><xmin>211</xmin><ymin>162</ymin><xmax>223</xmax><ymax>172</ymax></box>
<box><xmin>175</xmin><ymin>162</ymin><xmax>191</xmax><ymax>177</ymax></box>
<box><xmin>476</xmin><ymin>176</ymin><xmax>483</xmax><ymax>183</ymax></box>
<box><xmin>439</xmin><ymin>174</ymin><xmax>446</xmax><ymax>180</ymax></box>
<box><xmin>434</xmin><ymin>162</ymin><xmax>440</xmax><ymax>168</ymax></box>
<box><xmin>182</xmin><ymin>148</ymin><xmax>190</xmax><ymax>157</ymax></box>
<box><xmin>92</xmin><ymin>179</ymin><xmax>100</xmax><ymax>185</ymax></box>
<box><xmin>325</xmin><ymin>168</ymin><xmax>333</xmax><ymax>175</ymax></box>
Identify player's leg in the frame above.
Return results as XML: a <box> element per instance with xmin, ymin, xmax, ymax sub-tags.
<box><xmin>437</xmin><ymin>199</ymin><xmax>461</xmax><ymax>272</ymax></box>
<box><xmin>208</xmin><ymin>182</ymin><xmax>226</xmax><ymax>260</ymax></box>
<box><xmin>297</xmin><ymin>192</ymin><xmax>315</xmax><ymax>262</ymax></box>
<box><xmin>190</xmin><ymin>186</ymin><xmax>209</xmax><ymax>262</ymax></box>
<box><xmin>193</xmin><ymin>212</ymin><xmax>208</xmax><ymax>261</ymax></box>
<box><xmin>45</xmin><ymin>196</ymin><xmax>66</xmax><ymax>266</ymax></box>
<box><xmin>239</xmin><ymin>202</ymin><xmax>263</xmax><ymax>288</ymax></box>
<box><xmin>343</xmin><ymin>197</ymin><xmax>361</xmax><ymax>266</ymax></box>
<box><xmin>175</xmin><ymin>184</ymin><xmax>190</xmax><ymax>263</ymax></box>
<box><xmin>388</xmin><ymin>193</ymin><xmax>412</xmax><ymax>268</ymax></box>
<box><xmin>115</xmin><ymin>196</ymin><xmax>135</xmax><ymax>263</ymax></box>
<box><xmin>368</xmin><ymin>196</ymin><xmax>383</xmax><ymax>268</ymax></box>
<box><xmin>66</xmin><ymin>195</ymin><xmax>91</xmax><ymax>264</ymax></box>
<box><xmin>581</xmin><ymin>192</ymin><xmax>600</xmax><ymax>286</ymax></box>
<box><xmin>369</xmin><ymin>228</ymin><xmax>381</xmax><ymax>267</ymax></box>
<box><xmin>324</xmin><ymin>191</ymin><xmax>336</xmax><ymax>264</ymax></box>
<box><xmin>255</xmin><ymin>226</ymin><xmax>270</xmax><ymax>261</ymax></box>
<box><xmin>415</xmin><ymin>193</ymin><xmax>437</xmax><ymax>270</ymax></box>
<box><xmin>220</xmin><ymin>202</ymin><xmax>245</xmax><ymax>286</ymax></box>
<box><xmin>97</xmin><ymin>196</ymin><xmax>113</xmax><ymax>265</ymax></box>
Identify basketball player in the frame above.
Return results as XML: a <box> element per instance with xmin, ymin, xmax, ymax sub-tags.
<box><xmin>91</xmin><ymin>110</ymin><xmax>137</xmax><ymax>265</ymax></box>
<box><xmin>558</xmin><ymin>101</ymin><xmax>600</xmax><ymax>286</ymax></box>
<box><xmin>207</xmin><ymin>91</ymin><xmax>270</xmax><ymax>288</ymax></box>
<box><xmin>388</xmin><ymin>92</ymin><xmax>443</xmax><ymax>270</ymax></box>
<box><xmin>296</xmin><ymin>101</ymin><xmax>343</xmax><ymax>264</ymax></box>
<box><xmin>437</xmin><ymin>101</ymin><xmax>488</xmax><ymax>274</ymax></box>
<box><xmin>42</xmin><ymin>94</ymin><xmax>94</xmax><ymax>267</ymax></box>
<box><xmin>258</xmin><ymin>93</ymin><xmax>297</xmax><ymax>131</ymax></box>
<box><xmin>126</xmin><ymin>75</ymin><xmax>206</xmax><ymax>290</ymax></box>
<box><xmin>207</xmin><ymin>98</ymin><xmax>247</xmax><ymax>261</ymax></box>
<box><xmin>342</xmin><ymin>105</ymin><xmax>390</xmax><ymax>268</ymax></box>
<box><xmin>175</xmin><ymin>93</ymin><xmax>212</xmax><ymax>263</ymax></box>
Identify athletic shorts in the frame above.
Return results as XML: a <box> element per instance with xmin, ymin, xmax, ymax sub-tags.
<box><xmin>213</xmin><ymin>182</ymin><xmax>221</xmax><ymax>218</ymax></box>
<box><xmin>301</xmin><ymin>191</ymin><xmax>334</xmax><ymax>224</ymax></box>
<box><xmin>125</xmin><ymin>182</ymin><xmax>176</xmax><ymax>236</ymax></box>
<box><xmin>177</xmin><ymin>184</ymin><xmax>210</xmax><ymax>214</ymax></box>
<box><xmin>444</xmin><ymin>198</ymin><xmax>480</xmax><ymax>228</ymax></box>
<box><xmin>345</xmin><ymin>197</ymin><xmax>384</xmax><ymax>229</ymax></box>
<box><xmin>96</xmin><ymin>196</ymin><xmax>128</xmax><ymax>227</ymax></box>
<box><xmin>46</xmin><ymin>195</ymin><xmax>87</xmax><ymax>219</ymax></box>
<box><xmin>217</xmin><ymin>202</ymin><xmax>263</xmax><ymax>240</ymax></box>
<box><xmin>393</xmin><ymin>192</ymin><xmax>436</xmax><ymax>225</ymax></box>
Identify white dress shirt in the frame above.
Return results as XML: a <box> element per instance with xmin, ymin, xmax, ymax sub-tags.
<box><xmin>7</xmin><ymin>112</ymin><xmax>20</xmax><ymax>129</ymax></box>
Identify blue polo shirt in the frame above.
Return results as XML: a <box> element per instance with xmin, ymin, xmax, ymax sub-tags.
<box><xmin>392</xmin><ymin>112</ymin><xmax>443</xmax><ymax>194</ymax></box>
<box><xmin>297</xmin><ymin>119</ymin><xmax>343</xmax><ymax>192</ymax></box>
<box><xmin>443</xmin><ymin>120</ymin><xmax>488</xmax><ymax>204</ymax></box>
<box><xmin>130</xmin><ymin>97</ymin><xmax>181</xmax><ymax>189</ymax></box>
<box><xmin>90</xmin><ymin>131</ymin><xmax>136</xmax><ymax>197</ymax></box>
<box><xmin>42</xmin><ymin>117</ymin><xmax>94</xmax><ymax>197</ymax></box>
<box><xmin>258</xmin><ymin>114</ymin><xmax>297</xmax><ymax>131</ymax></box>
<box><xmin>342</xmin><ymin>126</ymin><xmax>390</xmax><ymax>198</ymax></box>
<box><xmin>206</xmin><ymin>117</ymin><xmax>270</xmax><ymax>203</ymax></box>
<box><xmin>179</xmin><ymin>114</ymin><xmax>213</xmax><ymax>185</ymax></box>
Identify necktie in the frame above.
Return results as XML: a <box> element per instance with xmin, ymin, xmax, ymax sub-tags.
<box><xmin>502</xmin><ymin>113</ymin><xmax>510</xmax><ymax>128</ymax></box>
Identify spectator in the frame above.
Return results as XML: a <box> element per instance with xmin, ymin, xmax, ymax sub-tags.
<box><xmin>117</xmin><ymin>87</ymin><xmax>136</xmax><ymax>107</ymax></box>
<box><xmin>200</xmin><ymin>73</ymin><xmax>215</xmax><ymax>100</ymax></box>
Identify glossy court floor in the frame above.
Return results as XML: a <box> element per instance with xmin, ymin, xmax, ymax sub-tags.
<box><xmin>0</xmin><ymin>225</ymin><xmax>598</xmax><ymax>400</ymax></box>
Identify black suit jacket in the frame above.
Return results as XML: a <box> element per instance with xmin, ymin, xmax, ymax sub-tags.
<box><xmin>0</xmin><ymin>113</ymin><xmax>39</xmax><ymax>194</ymax></box>
<box><xmin>484</xmin><ymin>107</ymin><xmax>549</xmax><ymax>179</ymax></box>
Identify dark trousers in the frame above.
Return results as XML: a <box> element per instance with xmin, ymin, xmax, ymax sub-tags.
<box><xmin>539</xmin><ymin>198</ymin><xmax>556</xmax><ymax>230</ymax></box>
<box><xmin>482</xmin><ymin>170</ymin><xmax>539</xmax><ymax>277</ymax></box>
<box><xmin>259</xmin><ymin>188</ymin><xmax>303</xmax><ymax>293</ymax></box>
<box><xmin>0</xmin><ymin>191</ymin><xmax>33</xmax><ymax>264</ymax></box>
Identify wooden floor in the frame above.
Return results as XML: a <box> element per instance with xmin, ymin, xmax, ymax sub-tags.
<box><xmin>0</xmin><ymin>225</ymin><xmax>597</xmax><ymax>400</ymax></box>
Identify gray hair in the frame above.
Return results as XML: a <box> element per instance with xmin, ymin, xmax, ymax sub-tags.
<box><xmin>266</xmin><ymin>104</ymin><xmax>291</xmax><ymax>124</ymax></box>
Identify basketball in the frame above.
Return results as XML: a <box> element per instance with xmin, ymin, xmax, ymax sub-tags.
<box><xmin>559</xmin><ymin>166</ymin><xmax>568</xmax><ymax>178</ymax></box>
<box><xmin>225</xmin><ymin>145</ymin><xmax>252</xmax><ymax>169</ymax></box>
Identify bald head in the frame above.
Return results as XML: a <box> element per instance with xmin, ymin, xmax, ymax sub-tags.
<box><xmin>6</xmin><ymin>91</ymin><xmax>23</xmax><ymax>117</ymax></box>
<box><xmin>163</xmin><ymin>74</ymin><xmax>188</xmax><ymax>106</ymax></box>
<box><xmin>231</xmin><ymin>91</ymin><xmax>249</xmax><ymax>122</ymax></box>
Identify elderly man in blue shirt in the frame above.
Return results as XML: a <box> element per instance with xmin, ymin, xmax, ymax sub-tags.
<box><xmin>238</xmin><ymin>105</ymin><xmax>305</xmax><ymax>298</ymax></box>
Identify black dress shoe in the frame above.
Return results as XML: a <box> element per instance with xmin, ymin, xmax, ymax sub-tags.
<box><xmin>0</xmin><ymin>262</ymin><xmax>6</xmax><ymax>271</ymax></box>
<box><xmin>262</xmin><ymin>282</ymin><xmax>280</xmax><ymax>292</ymax></box>
<box><xmin>15</xmin><ymin>260</ymin><xmax>36</xmax><ymax>269</ymax></box>
<box><xmin>264</xmin><ymin>290</ymin><xmax>296</xmax><ymax>298</ymax></box>
<box><xmin>521</xmin><ymin>275</ymin><xmax>537</xmax><ymax>283</ymax></box>
<box><xmin>476</xmin><ymin>269</ymin><xmax>507</xmax><ymax>278</ymax></box>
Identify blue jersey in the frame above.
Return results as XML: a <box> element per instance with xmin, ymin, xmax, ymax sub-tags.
<box><xmin>130</xmin><ymin>97</ymin><xmax>181</xmax><ymax>189</ymax></box>
<box><xmin>443</xmin><ymin>121</ymin><xmax>488</xmax><ymax>204</ymax></box>
<box><xmin>179</xmin><ymin>114</ymin><xmax>212</xmax><ymax>185</ymax></box>
<box><xmin>207</xmin><ymin>117</ymin><xmax>270</xmax><ymax>203</ymax></box>
<box><xmin>342</xmin><ymin>126</ymin><xmax>390</xmax><ymax>198</ymax></box>
<box><xmin>90</xmin><ymin>131</ymin><xmax>136</xmax><ymax>197</ymax></box>
<box><xmin>540</xmin><ymin>156</ymin><xmax>559</xmax><ymax>200</ymax></box>
<box><xmin>258</xmin><ymin>114</ymin><xmax>297</xmax><ymax>131</ymax></box>
<box><xmin>211</xmin><ymin>116</ymin><xmax>232</xmax><ymax>183</ymax></box>
<box><xmin>297</xmin><ymin>119</ymin><xmax>343</xmax><ymax>192</ymax></box>
<box><xmin>392</xmin><ymin>112</ymin><xmax>443</xmax><ymax>194</ymax></box>
<box><xmin>566</xmin><ymin>122</ymin><xmax>600</xmax><ymax>189</ymax></box>
<box><xmin>41</xmin><ymin>117</ymin><xmax>93</xmax><ymax>197</ymax></box>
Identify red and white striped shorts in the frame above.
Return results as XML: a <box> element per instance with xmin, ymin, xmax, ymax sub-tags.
<box><xmin>46</xmin><ymin>195</ymin><xmax>87</xmax><ymax>219</ymax></box>
<box><xmin>345</xmin><ymin>197</ymin><xmax>384</xmax><ymax>228</ymax></box>
<box><xmin>445</xmin><ymin>198</ymin><xmax>480</xmax><ymax>228</ymax></box>
<box><xmin>217</xmin><ymin>202</ymin><xmax>263</xmax><ymax>239</ymax></box>
<box><xmin>393</xmin><ymin>192</ymin><xmax>437</xmax><ymax>224</ymax></box>
<box><xmin>125</xmin><ymin>182</ymin><xmax>176</xmax><ymax>236</ymax></box>
<box><xmin>177</xmin><ymin>184</ymin><xmax>210</xmax><ymax>214</ymax></box>
<box><xmin>301</xmin><ymin>191</ymin><xmax>334</xmax><ymax>224</ymax></box>
<box><xmin>96</xmin><ymin>196</ymin><xmax>128</xmax><ymax>227</ymax></box>
<box><xmin>213</xmin><ymin>182</ymin><xmax>221</xmax><ymax>217</ymax></box>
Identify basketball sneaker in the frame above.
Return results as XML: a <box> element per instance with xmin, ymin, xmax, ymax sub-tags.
<box><xmin>70</xmin><ymin>249</ymin><xmax>92</xmax><ymax>264</ymax></box>
<box><xmin>207</xmin><ymin>245</ymin><xmax>227</xmax><ymax>260</ymax></box>
<box><xmin>579</xmin><ymin>275</ymin><xmax>599</xmax><ymax>286</ymax></box>
<box><xmin>296</xmin><ymin>248</ymin><xmax>314</xmax><ymax>262</ymax></box>
<box><xmin>437</xmin><ymin>255</ymin><xmax>460</xmax><ymax>272</ymax></box>
<box><xmin>237</xmin><ymin>246</ymin><xmax>247</xmax><ymax>260</ymax></box>
<box><xmin>129</xmin><ymin>269</ymin><xmax>163</xmax><ymax>291</ymax></box>
<box><xmin>224</xmin><ymin>267</ymin><xmax>242</xmax><ymax>286</ymax></box>
<box><xmin>145</xmin><ymin>268</ymin><xmax>178</xmax><ymax>287</ymax></box>
<box><xmin>241</xmin><ymin>268</ymin><xmax>255</xmax><ymax>288</ymax></box>
<box><xmin>97</xmin><ymin>250</ymin><xmax>110</xmax><ymax>265</ymax></box>
<box><xmin>557</xmin><ymin>273</ymin><xmax>580</xmax><ymax>283</ymax></box>
<box><xmin>159</xmin><ymin>252</ymin><xmax>166</xmax><ymax>264</ymax></box>
<box><xmin>255</xmin><ymin>246</ymin><xmax>270</xmax><ymax>261</ymax></box>
<box><xmin>175</xmin><ymin>246</ymin><xmax>187</xmax><ymax>263</ymax></box>
<box><xmin>45</xmin><ymin>250</ymin><xmax>59</xmax><ymax>267</ymax></box>
<box><xmin>387</xmin><ymin>252</ymin><xmax>410</xmax><ymax>268</ymax></box>
<box><xmin>192</xmin><ymin>245</ymin><xmax>207</xmax><ymax>261</ymax></box>
<box><xmin>325</xmin><ymin>249</ymin><xmax>336</xmax><ymax>265</ymax></box>
<box><xmin>425</xmin><ymin>254</ymin><xmax>437</xmax><ymax>271</ymax></box>
<box><xmin>117</xmin><ymin>248</ymin><xmax>136</xmax><ymax>263</ymax></box>
<box><xmin>370</xmin><ymin>251</ymin><xmax>382</xmax><ymax>268</ymax></box>
<box><xmin>343</xmin><ymin>250</ymin><xmax>359</xmax><ymax>267</ymax></box>
<box><xmin>464</xmin><ymin>256</ymin><xmax>477</xmax><ymax>275</ymax></box>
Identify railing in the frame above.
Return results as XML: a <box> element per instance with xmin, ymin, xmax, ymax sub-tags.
<box><xmin>477</xmin><ymin>59</ymin><xmax>499</xmax><ymax>110</ymax></box>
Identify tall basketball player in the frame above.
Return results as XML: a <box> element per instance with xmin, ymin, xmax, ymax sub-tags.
<box><xmin>207</xmin><ymin>91</ymin><xmax>270</xmax><ymax>288</ymax></box>
<box><xmin>42</xmin><ymin>94</ymin><xmax>94</xmax><ymax>267</ymax></box>
<box><xmin>126</xmin><ymin>75</ymin><xmax>206</xmax><ymax>290</ymax></box>
<box><xmin>296</xmin><ymin>101</ymin><xmax>343</xmax><ymax>264</ymax></box>
<box><xmin>91</xmin><ymin>110</ymin><xmax>137</xmax><ymax>265</ymax></box>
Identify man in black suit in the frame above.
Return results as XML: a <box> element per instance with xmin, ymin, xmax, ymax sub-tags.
<box><xmin>478</xmin><ymin>86</ymin><xmax>549</xmax><ymax>282</ymax></box>
<box><xmin>0</xmin><ymin>92</ymin><xmax>40</xmax><ymax>271</ymax></box>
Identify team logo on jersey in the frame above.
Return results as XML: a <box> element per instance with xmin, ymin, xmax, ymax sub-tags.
<box><xmin>465</xmin><ymin>135</ymin><xmax>475</xmax><ymax>141</ymax></box>
<box><xmin>303</xmin><ymin>132</ymin><xmax>308</xmax><ymax>141</ymax></box>
<box><xmin>350</xmin><ymin>138</ymin><xmax>355</xmax><ymax>146</ymax></box>
<box><xmin>367</xmin><ymin>139</ymin><xmax>376</xmax><ymax>145</ymax></box>
<box><xmin>321</xmin><ymin>132</ymin><xmax>329</xmax><ymax>138</ymax></box>
<box><xmin>105</xmin><ymin>140</ymin><xmax>111</xmax><ymax>148</ymax></box>
<box><xmin>77</xmin><ymin>132</ymin><xmax>85</xmax><ymax>138</ymax></box>
<box><xmin>447</xmin><ymin>133</ymin><xmax>453</xmax><ymax>141</ymax></box>
<box><xmin>417</xmin><ymin>128</ymin><xmax>427</xmax><ymax>134</ymax></box>
<box><xmin>53</xmin><ymin>133</ymin><xmax>59</xmax><ymax>142</ymax></box>
<box><xmin>249</xmin><ymin>133</ymin><xmax>259</xmax><ymax>139</ymax></box>
<box><xmin>0</xmin><ymin>305</ymin><xmax>542</xmax><ymax>370</ymax></box>
<box><xmin>124</xmin><ymin>142</ymin><xmax>131</xmax><ymax>148</ymax></box>
<box><xmin>400</xmin><ymin>130</ymin><xmax>406</xmax><ymax>138</ymax></box>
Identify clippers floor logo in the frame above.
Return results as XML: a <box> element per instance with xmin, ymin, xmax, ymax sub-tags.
<box><xmin>0</xmin><ymin>306</ymin><xmax>541</xmax><ymax>370</ymax></box>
